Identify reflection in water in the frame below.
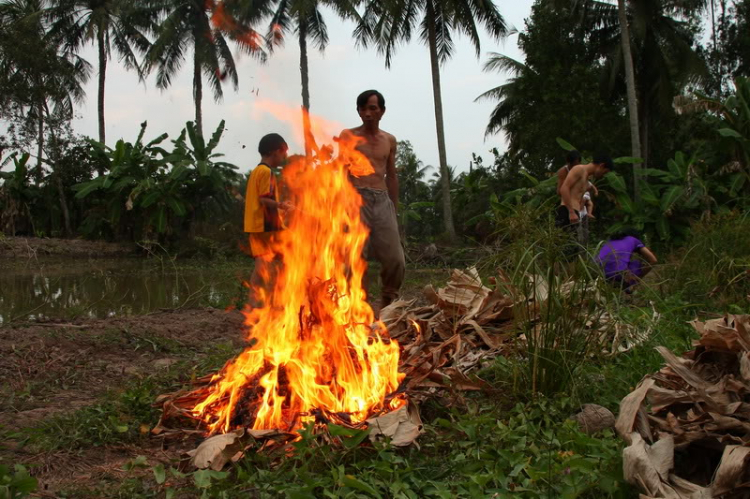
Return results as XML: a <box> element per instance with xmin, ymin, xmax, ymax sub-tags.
<box><xmin>0</xmin><ymin>259</ymin><xmax>251</xmax><ymax>324</ymax></box>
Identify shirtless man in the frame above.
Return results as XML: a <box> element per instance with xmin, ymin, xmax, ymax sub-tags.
<box><xmin>556</xmin><ymin>150</ymin><xmax>600</xmax><ymax>246</ymax></box>
<box><xmin>339</xmin><ymin>90</ymin><xmax>405</xmax><ymax>310</ymax></box>
<box><xmin>557</xmin><ymin>153</ymin><xmax>613</xmax><ymax>229</ymax></box>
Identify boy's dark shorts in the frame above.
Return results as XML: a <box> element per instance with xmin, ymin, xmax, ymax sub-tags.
<box><xmin>555</xmin><ymin>205</ymin><xmax>581</xmax><ymax>258</ymax></box>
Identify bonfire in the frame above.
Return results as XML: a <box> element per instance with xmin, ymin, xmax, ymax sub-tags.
<box><xmin>155</xmin><ymin>105</ymin><xmax>416</xmax><ymax>454</ymax></box>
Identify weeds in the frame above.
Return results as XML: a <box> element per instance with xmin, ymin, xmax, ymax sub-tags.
<box><xmin>664</xmin><ymin>213</ymin><xmax>750</xmax><ymax>309</ymax></box>
<box><xmin>0</xmin><ymin>464</ymin><xmax>37</xmax><ymax>499</ymax></box>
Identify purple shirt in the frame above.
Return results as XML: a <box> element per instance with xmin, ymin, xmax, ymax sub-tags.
<box><xmin>597</xmin><ymin>236</ymin><xmax>645</xmax><ymax>279</ymax></box>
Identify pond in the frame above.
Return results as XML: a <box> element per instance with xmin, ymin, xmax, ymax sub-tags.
<box><xmin>0</xmin><ymin>258</ymin><xmax>253</xmax><ymax>325</ymax></box>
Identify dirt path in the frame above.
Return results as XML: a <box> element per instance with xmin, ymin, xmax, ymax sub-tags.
<box><xmin>0</xmin><ymin>237</ymin><xmax>135</xmax><ymax>259</ymax></box>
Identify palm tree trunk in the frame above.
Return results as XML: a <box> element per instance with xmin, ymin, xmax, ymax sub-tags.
<box><xmin>618</xmin><ymin>0</ymin><xmax>642</xmax><ymax>201</ymax></box>
<box><xmin>46</xmin><ymin>108</ymin><xmax>72</xmax><ymax>236</ymax></box>
<box><xmin>97</xmin><ymin>27</ymin><xmax>107</xmax><ymax>150</ymax></box>
<box><xmin>299</xmin><ymin>21</ymin><xmax>313</xmax><ymax>158</ymax></box>
<box><xmin>193</xmin><ymin>44</ymin><xmax>203</xmax><ymax>137</ymax></box>
<box><xmin>425</xmin><ymin>1</ymin><xmax>456</xmax><ymax>241</ymax></box>
<box><xmin>36</xmin><ymin>101</ymin><xmax>44</xmax><ymax>185</ymax></box>
<box><xmin>710</xmin><ymin>0</ymin><xmax>716</xmax><ymax>49</ymax></box>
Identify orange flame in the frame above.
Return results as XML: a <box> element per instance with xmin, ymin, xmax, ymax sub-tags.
<box><xmin>192</xmin><ymin>102</ymin><xmax>405</xmax><ymax>433</ymax></box>
<box><xmin>208</xmin><ymin>1</ymin><xmax>264</xmax><ymax>51</ymax></box>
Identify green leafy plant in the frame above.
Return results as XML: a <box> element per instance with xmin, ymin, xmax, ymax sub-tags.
<box><xmin>73</xmin><ymin>120</ymin><xmax>239</xmax><ymax>240</ymax></box>
<box><xmin>0</xmin><ymin>152</ymin><xmax>38</xmax><ymax>236</ymax></box>
<box><xmin>0</xmin><ymin>464</ymin><xmax>37</xmax><ymax>499</ymax></box>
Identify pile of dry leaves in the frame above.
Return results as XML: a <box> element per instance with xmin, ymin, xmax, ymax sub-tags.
<box><xmin>616</xmin><ymin>314</ymin><xmax>750</xmax><ymax>498</ymax></box>
<box><xmin>380</xmin><ymin>267</ymin><xmax>652</xmax><ymax>401</ymax></box>
<box><xmin>379</xmin><ymin>267</ymin><xmax>517</xmax><ymax>400</ymax></box>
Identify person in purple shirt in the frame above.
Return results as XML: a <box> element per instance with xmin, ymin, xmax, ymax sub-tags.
<box><xmin>597</xmin><ymin>230</ymin><xmax>658</xmax><ymax>290</ymax></box>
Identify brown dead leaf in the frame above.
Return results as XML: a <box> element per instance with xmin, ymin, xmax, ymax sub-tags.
<box><xmin>710</xmin><ymin>446</ymin><xmax>750</xmax><ymax>496</ymax></box>
<box><xmin>188</xmin><ymin>430</ymin><xmax>246</xmax><ymax>471</ymax></box>
<box><xmin>367</xmin><ymin>403</ymin><xmax>423</xmax><ymax>447</ymax></box>
<box><xmin>622</xmin><ymin>433</ymin><xmax>675</xmax><ymax>497</ymax></box>
<box><xmin>616</xmin><ymin>378</ymin><xmax>655</xmax><ymax>443</ymax></box>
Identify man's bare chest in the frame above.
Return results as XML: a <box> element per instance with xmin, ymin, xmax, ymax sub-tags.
<box><xmin>355</xmin><ymin>138</ymin><xmax>390</xmax><ymax>166</ymax></box>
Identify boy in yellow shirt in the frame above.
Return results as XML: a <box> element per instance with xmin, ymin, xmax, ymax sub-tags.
<box><xmin>244</xmin><ymin>133</ymin><xmax>291</xmax><ymax>306</ymax></box>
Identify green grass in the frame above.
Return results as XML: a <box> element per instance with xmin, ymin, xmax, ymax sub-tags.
<box><xmin>19</xmin><ymin>342</ymin><xmax>241</xmax><ymax>452</ymax></box>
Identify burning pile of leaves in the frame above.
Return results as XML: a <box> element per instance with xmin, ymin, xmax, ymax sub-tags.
<box><xmin>616</xmin><ymin>314</ymin><xmax>750</xmax><ymax>498</ymax></box>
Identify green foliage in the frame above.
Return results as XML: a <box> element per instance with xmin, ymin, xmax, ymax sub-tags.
<box><xmin>0</xmin><ymin>464</ymin><xmax>37</xmax><ymax>499</ymax></box>
<box><xmin>0</xmin><ymin>0</ymin><xmax>91</xmax><ymax>124</ymax></box>
<box><xmin>606</xmin><ymin>145</ymin><xmax>750</xmax><ymax>242</ymax></box>
<box><xmin>663</xmin><ymin>212</ymin><xmax>750</xmax><ymax>310</ymax></box>
<box><xmin>705</xmin><ymin>1</ymin><xmax>750</xmax><ymax>95</ymax></box>
<box><xmin>73</xmin><ymin>120</ymin><xmax>240</xmax><ymax>240</ymax></box>
<box><xmin>30</xmin><ymin>377</ymin><xmax>161</xmax><ymax>450</ymax></box>
<box><xmin>0</xmin><ymin>152</ymin><xmax>38</xmax><ymax>234</ymax></box>
<box><xmin>482</xmin><ymin>206</ymin><xmax>621</xmax><ymax>399</ymax></box>
<box><xmin>140</xmin><ymin>401</ymin><xmax>628</xmax><ymax>498</ymax></box>
<box><xmin>475</xmin><ymin>3</ymin><xmax>629</xmax><ymax>175</ymax></box>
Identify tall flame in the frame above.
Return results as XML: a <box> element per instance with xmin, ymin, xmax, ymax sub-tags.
<box><xmin>193</xmin><ymin>103</ymin><xmax>405</xmax><ymax>433</ymax></box>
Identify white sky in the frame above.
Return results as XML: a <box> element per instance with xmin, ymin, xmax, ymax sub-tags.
<box><xmin>65</xmin><ymin>1</ymin><xmax>533</xmax><ymax>177</ymax></box>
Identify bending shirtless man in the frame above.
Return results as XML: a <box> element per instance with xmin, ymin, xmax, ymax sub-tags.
<box><xmin>339</xmin><ymin>90</ymin><xmax>405</xmax><ymax>310</ymax></box>
<box><xmin>557</xmin><ymin>153</ymin><xmax>613</xmax><ymax>230</ymax></box>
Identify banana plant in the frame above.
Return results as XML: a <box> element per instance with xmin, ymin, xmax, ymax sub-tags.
<box><xmin>605</xmin><ymin>150</ymin><xmax>723</xmax><ymax>241</ymax></box>
<box><xmin>165</xmin><ymin>120</ymin><xmax>240</xmax><ymax>218</ymax></box>
<box><xmin>73</xmin><ymin>121</ymin><xmax>170</xmax><ymax>236</ymax></box>
<box><xmin>0</xmin><ymin>152</ymin><xmax>38</xmax><ymax>235</ymax></box>
<box><xmin>72</xmin><ymin>120</ymin><xmax>241</xmax><ymax>238</ymax></box>
<box><xmin>675</xmin><ymin>77</ymin><xmax>750</xmax><ymax>195</ymax></box>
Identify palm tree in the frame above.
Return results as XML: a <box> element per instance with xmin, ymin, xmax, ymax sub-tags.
<box><xmin>0</xmin><ymin>0</ymin><xmax>91</xmax><ymax>232</ymax></box>
<box><xmin>0</xmin><ymin>0</ymin><xmax>91</xmax><ymax>183</ymax></box>
<box><xmin>147</xmin><ymin>0</ymin><xmax>266</xmax><ymax>138</ymax></box>
<box><xmin>47</xmin><ymin>0</ymin><xmax>158</xmax><ymax>146</ymax></box>
<box><xmin>567</xmin><ymin>0</ymin><xmax>708</xmax><ymax>169</ymax></box>
<box><xmin>474</xmin><ymin>53</ymin><xmax>527</xmax><ymax>144</ymax></box>
<box><xmin>260</xmin><ymin>0</ymin><xmax>360</xmax><ymax>156</ymax></box>
<box><xmin>356</xmin><ymin>0</ymin><xmax>509</xmax><ymax>241</ymax></box>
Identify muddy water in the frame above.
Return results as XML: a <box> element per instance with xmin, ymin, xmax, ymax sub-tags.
<box><xmin>0</xmin><ymin>259</ymin><xmax>252</xmax><ymax>325</ymax></box>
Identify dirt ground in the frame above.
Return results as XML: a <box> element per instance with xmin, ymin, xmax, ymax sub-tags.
<box><xmin>0</xmin><ymin>308</ymin><xmax>247</xmax><ymax>496</ymax></box>
<box><xmin>0</xmin><ymin>237</ymin><xmax>135</xmax><ymax>259</ymax></box>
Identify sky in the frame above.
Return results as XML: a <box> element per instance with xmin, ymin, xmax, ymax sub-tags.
<box><xmin>61</xmin><ymin>1</ymin><xmax>535</xmax><ymax>177</ymax></box>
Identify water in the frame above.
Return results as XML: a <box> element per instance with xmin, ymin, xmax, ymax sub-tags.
<box><xmin>0</xmin><ymin>258</ymin><xmax>252</xmax><ymax>325</ymax></box>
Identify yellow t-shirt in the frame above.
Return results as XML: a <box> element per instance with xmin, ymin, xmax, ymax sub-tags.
<box><xmin>244</xmin><ymin>163</ymin><xmax>280</xmax><ymax>233</ymax></box>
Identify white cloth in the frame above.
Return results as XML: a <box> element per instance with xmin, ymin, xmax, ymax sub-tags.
<box><xmin>580</xmin><ymin>192</ymin><xmax>591</xmax><ymax>218</ymax></box>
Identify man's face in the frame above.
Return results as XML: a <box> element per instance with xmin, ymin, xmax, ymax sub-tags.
<box><xmin>594</xmin><ymin>163</ymin><xmax>610</xmax><ymax>178</ymax></box>
<box><xmin>357</xmin><ymin>95</ymin><xmax>385</xmax><ymax>125</ymax></box>
<box><xmin>274</xmin><ymin>144</ymin><xmax>289</xmax><ymax>166</ymax></box>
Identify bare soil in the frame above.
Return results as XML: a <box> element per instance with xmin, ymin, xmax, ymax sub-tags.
<box><xmin>0</xmin><ymin>308</ymin><xmax>246</xmax><ymax>496</ymax></box>
<box><xmin>0</xmin><ymin>237</ymin><xmax>135</xmax><ymax>259</ymax></box>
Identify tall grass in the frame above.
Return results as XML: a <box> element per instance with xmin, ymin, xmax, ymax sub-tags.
<box><xmin>485</xmin><ymin>205</ymin><xmax>620</xmax><ymax>399</ymax></box>
<box><xmin>663</xmin><ymin>212</ymin><xmax>750</xmax><ymax>310</ymax></box>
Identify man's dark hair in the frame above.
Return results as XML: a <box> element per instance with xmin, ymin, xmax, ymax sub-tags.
<box><xmin>593</xmin><ymin>153</ymin><xmax>614</xmax><ymax>171</ymax></box>
<box><xmin>356</xmin><ymin>90</ymin><xmax>385</xmax><ymax>110</ymax></box>
<box><xmin>566</xmin><ymin>150</ymin><xmax>581</xmax><ymax>166</ymax></box>
<box><xmin>258</xmin><ymin>133</ymin><xmax>287</xmax><ymax>156</ymax></box>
